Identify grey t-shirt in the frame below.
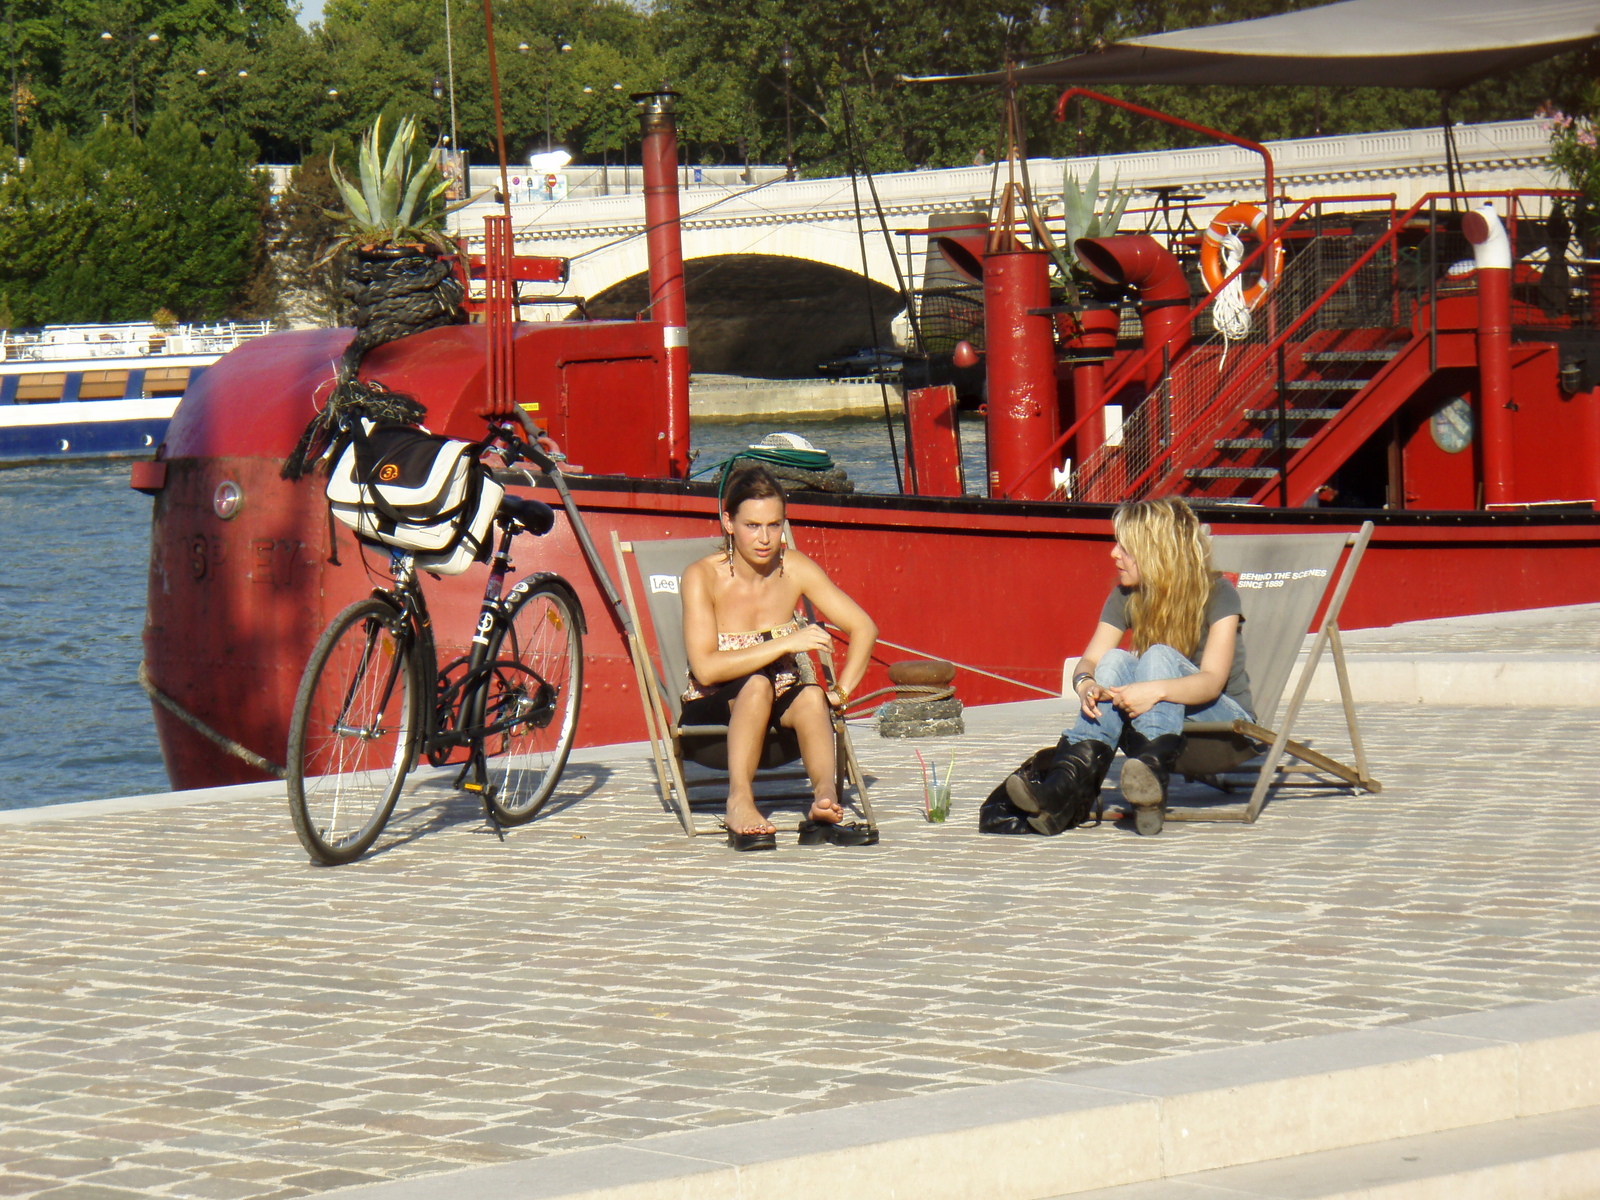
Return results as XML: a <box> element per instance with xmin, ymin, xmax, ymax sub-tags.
<box><xmin>1098</xmin><ymin>577</ymin><xmax>1254</xmax><ymax>717</ymax></box>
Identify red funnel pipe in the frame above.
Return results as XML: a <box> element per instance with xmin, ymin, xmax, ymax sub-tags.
<box><xmin>1075</xmin><ymin>235</ymin><xmax>1191</xmax><ymax>392</ymax></box>
<box><xmin>1464</xmin><ymin>203</ymin><xmax>1514</xmax><ymax>506</ymax></box>
<box><xmin>983</xmin><ymin>250</ymin><xmax>1059</xmax><ymax>500</ymax></box>
<box><xmin>1063</xmin><ymin>303</ymin><xmax>1120</xmax><ymax>465</ymax></box>
<box><xmin>638</xmin><ymin>91</ymin><xmax>690</xmax><ymax>478</ymax></box>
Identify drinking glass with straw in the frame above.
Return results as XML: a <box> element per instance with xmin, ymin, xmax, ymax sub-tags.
<box><xmin>914</xmin><ymin>748</ymin><xmax>954</xmax><ymax>823</ymax></box>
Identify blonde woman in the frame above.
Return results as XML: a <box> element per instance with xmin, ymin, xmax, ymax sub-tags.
<box><xmin>999</xmin><ymin>497</ymin><xmax>1253</xmax><ymax>837</ymax></box>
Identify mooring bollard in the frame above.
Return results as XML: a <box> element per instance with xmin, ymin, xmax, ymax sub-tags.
<box><xmin>878</xmin><ymin>659</ymin><xmax>964</xmax><ymax>738</ymax></box>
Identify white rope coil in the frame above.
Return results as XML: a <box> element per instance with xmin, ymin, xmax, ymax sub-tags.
<box><xmin>1213</xmin><ymin>230</ymin><xmax>1253</xmax><ymax>344</ymax></box>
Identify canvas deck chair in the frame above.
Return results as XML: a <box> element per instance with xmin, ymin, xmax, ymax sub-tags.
<box><xmin>1071</xmin><ymin>521</ymin><xmax>1381</xmax><ymax>823</ymax></box>
<box><xmin>610</xmin><ymin>532</ymin><xmax>876</xmax><ymax>837</ymax></box>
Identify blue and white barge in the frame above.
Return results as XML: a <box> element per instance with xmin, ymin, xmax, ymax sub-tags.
<box><xmin>0</xmin><ymin>321</ymin><xmax>273</xmax><ymax>466</ymax></box>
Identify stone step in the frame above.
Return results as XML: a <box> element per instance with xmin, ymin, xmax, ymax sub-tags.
<box><xmin>1300</xmin><ymin>652</ymin><xmax>1600</xmax><ymax>706</ymax></box>
<box><xmin>333</xmin><ymin>995</ymin><xmax>1600</xmax><ymax>1200</ymax></box>
<box><xmin>1055</xmin><ymin>1105</ymin><xmax>1600</xmax><ymax>1200</ymax></box>
<box><xmin>1285</xmin><ymin>378</ymin><xmax>1367</xmax><ymax>390</ymax></box>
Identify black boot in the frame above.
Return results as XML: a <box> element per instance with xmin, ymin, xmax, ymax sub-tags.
<box><xmin>978</xmin><ymin>783</ymin><xmax>1036</xmax><ymax>834</ymax></box>
<box><xmin>1007</xmin><ymin>738</ymin><xmax>1113</xmax><ymax>836</ymax></box>
<box><xmin>980</xmin><ymin>747</ymin><xmax>1054</xmax><ymax>834</ymax></box>
<box><xmin>1119</xmin><ymin>731</ymin><xmax>1185</xmax><ymax>836</ymax></box>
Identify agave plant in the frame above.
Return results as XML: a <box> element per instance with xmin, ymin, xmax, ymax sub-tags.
<box><xmin>327</xmin><ymin>115</ymin><xmax>473</xmax><ymax>253</ymax></box>
<box><xmin>1041</xmin><ymin>161</ymin><xmax>1133</xmax><ymax>304</ymax></box>
<box><xmin>1062</xmin><ymin>161</ymin><xmax>1132</xmax><ymax>257</ymax></box>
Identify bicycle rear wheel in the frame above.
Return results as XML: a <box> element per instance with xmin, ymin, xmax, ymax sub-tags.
<box><xmin>287</xmin><ymin>597</ymin><xmax>419</xmax><ymax>863</ymax></box>
<box><xmin>481</xmin><ymin>581</ymin><xmax>583</xmax><ymax>824</ymax></box>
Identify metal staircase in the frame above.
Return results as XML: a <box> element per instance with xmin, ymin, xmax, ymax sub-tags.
<box><xmin>1070</xmin><ymin>198</ymin><xmax>1460</xmax><ymax>507</ymax></box>
<box><xmin>1181</xmin><ymin>344</ymin><xmax>1405</xmax><ymax>498</ymax></box>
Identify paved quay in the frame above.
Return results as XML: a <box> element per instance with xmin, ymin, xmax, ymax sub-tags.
<box><xmin>3</xmin><ymin>692</ymin><xmax>1598</xmax><ymax>1200</ymax></box>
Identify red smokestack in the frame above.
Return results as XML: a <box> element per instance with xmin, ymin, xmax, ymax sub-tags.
<box><xmin>637</xmin><ymin>92</ymin><xmax>691</xmax><ymax>478</ymax></box>
<box><xmin>983</xmin><ymin>250</ymin><xmax>1059</xmax><ymax>500</ymax></box>
<box><xmin>1075</xmin><ymin>235</ymin><xmax>1191</xmax><ymax>393</ymax></box>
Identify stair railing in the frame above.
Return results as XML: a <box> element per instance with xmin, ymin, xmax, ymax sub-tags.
<box><xmin>998</xmin><ymin>198</ymin><xmax>1319</xmax><ymax>498</ymax></box>
<box><xmin>1104</xmin><ymin>189</ymin><xmax>1552</xmax><ymax>504</ymax></box>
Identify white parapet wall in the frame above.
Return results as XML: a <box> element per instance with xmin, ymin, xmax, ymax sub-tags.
<box><xmin>432</xmin><ymin>119</ymin><xmax>1558</xmax><ymax>306</ymax></box>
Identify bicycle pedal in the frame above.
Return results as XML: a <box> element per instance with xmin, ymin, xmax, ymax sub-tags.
<box><xmin>461</xmin><ymin>781</ymin><xmax>483</xmax><ymax>792</ymax></box>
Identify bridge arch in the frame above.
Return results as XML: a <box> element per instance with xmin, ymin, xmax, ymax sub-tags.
<box><xmin>588</xmin><ymin>254</ymin><xmax>904</xmax><ymax>378</ymax></box>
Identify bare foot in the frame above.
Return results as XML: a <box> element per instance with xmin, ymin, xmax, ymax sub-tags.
<box><xmin>808</xmin><ymin>796</ymin><xmax>845</xmax><ymax>824</ymax></box>
<box><xmin>725</xmin><ymin>798</ymin><xmax>775</xmax><ymax>835</ymax></box>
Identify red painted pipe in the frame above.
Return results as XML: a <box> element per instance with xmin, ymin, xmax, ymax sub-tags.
<box><xmin>638</xmin><ymin>92</ymin><xmax>691</xmax><ymax>478</ymax></box>
<box><xmin>1065</xmin><ymin>303</ymin><xmax>1119</xmax><ymax>467</ymax></box>
<box><xmin>1464</xmin><ymin>203</ymin><xmax>1514</xmax><ymax>506</ymax></box>
<box><xmin>1075</xmin><ymin>235</ymin><xmax>1191</xmax><ymax>393</ymax></box>
<box><xmin>983</xmin><ymin>250</ymin><xmax>1059</xmax><ymax>500</ymax></box>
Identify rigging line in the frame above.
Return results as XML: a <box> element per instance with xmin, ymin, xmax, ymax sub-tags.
<box><xmin>840</xmin><ymin>84</ymin><xmax>904</xmax><ymax>495</ymax></box>
<box><xmin>820</xmin><ymin>624</ymin><xmax>1058</xmax><ymax>698</ymax></box>
<box><xmin>852</xmin><ymin>113</ymin><xmax>926</xmax><ymax>357</ymax></box>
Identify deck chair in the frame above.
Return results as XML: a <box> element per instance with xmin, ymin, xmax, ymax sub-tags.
<box><xmin>611</xmin><ymin>532</ymin><xmax>876</xmax><ymax>837</ymax></box>
<box><xmin>1064</xmin><ymin>521</ymin><xmax>1381</xmax><ymax>823</ymax></box>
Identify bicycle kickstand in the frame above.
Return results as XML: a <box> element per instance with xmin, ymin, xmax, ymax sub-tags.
<box><xmin>455</xmin><ymin>755</ymin><xmax>507</xmax><ymax>841</ymax></box>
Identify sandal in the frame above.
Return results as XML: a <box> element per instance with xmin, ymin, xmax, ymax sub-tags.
<box><xmin>797</xmin><ymin>819</ymin><xmax>879</xmax><ymax>847</ymax></box>
<box><xmin>722</xmin><ymin>823</ymin><xmax>777</xmax><ymax>852</ymax></box>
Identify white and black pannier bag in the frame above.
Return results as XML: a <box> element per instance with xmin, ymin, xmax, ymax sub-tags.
<box><xmin>326</xmin><ymin>421</ymin><xmax>504</xmax><ymax>576</ymax></box>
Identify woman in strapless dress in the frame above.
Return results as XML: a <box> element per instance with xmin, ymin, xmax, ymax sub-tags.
<box><xmin>680</xmin><ymin>463</ymin><xmax>877</xmax><ymax>850</ymax></box>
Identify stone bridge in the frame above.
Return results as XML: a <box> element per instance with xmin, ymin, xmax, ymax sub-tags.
<box><xmin>448</xmin><ymin>120</ymin><xmax>1556</xmax><ymax>376</ymax></box>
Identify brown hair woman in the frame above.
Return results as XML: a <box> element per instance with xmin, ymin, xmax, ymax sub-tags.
<box><xmin>680</xmin><ymin>464</ymin><xmax>878</xmax><ymax>851</ymax></box>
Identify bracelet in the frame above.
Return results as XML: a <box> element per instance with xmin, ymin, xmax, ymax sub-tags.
<box><xmin>1072</xmin><ymin>673</ymin><xmax>1095</xmax><ymax>693</ymax></box>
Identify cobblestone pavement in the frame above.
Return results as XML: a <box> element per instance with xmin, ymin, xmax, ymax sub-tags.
<box><xmin>3</xmin><ymin>700</ymin><xmax>1598</xmax><ymax>1200</ymax></box>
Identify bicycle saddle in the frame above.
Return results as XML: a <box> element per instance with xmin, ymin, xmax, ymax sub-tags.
<box><xmin>498</xmin><ymin>494</ymin><xmax>556</xmax><ymax>536</ymax></box>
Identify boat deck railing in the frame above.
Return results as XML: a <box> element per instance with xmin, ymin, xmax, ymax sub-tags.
<box><xmin>1</xmin><ymin>320</ymin><xmax>275</xmax><ymax>363</ymax></box>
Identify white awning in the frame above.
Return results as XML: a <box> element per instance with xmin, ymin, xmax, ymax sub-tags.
<box><xmin>907</xmin><ymin>0</ymin><xmax>1600</xmax><ymax>90</ymax></box>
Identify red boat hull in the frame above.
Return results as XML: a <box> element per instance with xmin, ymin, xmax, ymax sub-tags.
<box><xmin>143</xmin><ymin>328</ymin><xmax>1600</xmax><ymax>789</ymax></box>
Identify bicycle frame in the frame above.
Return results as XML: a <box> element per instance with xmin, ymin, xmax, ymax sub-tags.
<box><xmin>358</xmin><ymin>500</ymin><xmax>564</xmax><ymax>820</ymax></box>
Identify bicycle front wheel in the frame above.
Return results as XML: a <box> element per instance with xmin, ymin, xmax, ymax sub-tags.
<box><xmin>481</xmin><ymin>581</ymin><xmax>583</xmax><ymax>824</ymax></box>
<box><xmin>287</xmin><ymin>597</ymin><xmax>420</xmax><ymax>864</ymax></box>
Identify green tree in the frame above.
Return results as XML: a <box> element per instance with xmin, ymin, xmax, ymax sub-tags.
<box><xmin>0</xmin><ymin>111</ymin><xmax>266</xmax><ymax>323</ymax></box>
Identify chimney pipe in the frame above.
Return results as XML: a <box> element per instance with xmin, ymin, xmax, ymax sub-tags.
<box><xmin>1463</xmin><ymin>202</ymin><xmax>1514</xmax><ymax>506</ymax></box>
<box><xmin>636</xmin><ymin>91</ymin><xmax>690</xmax><ymax>478</ymax></box>
<box><xmin>983</xmin><ymin>249</ymin><xmax>1059</xmax><ymax>500</ymax></box>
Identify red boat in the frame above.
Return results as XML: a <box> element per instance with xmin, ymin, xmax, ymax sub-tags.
<box><xmin>136</xmin><ymin>53</ymin><xmax>1600</xmax><ymax>791</ymax></box>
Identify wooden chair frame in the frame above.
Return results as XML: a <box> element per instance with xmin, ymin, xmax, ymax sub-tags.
<box><xmin>1167</xmin><ymin>521</ymin><xmax>1381</xmax><ymax>823</ymax></box>
<box><xmin>611</xmin><ymin>531</ymin><xmax>876</xmax><ymax>837</ymax></box>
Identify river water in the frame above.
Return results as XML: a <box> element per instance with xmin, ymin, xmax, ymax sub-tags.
<box><xmin>0</xmin><ymin>415</ymin><xmax>987</xmax><ymax>810</ymax></box>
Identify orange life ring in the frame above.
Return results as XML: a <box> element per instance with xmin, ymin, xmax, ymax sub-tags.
<box><xmin>1200</xmin><ymin>203</ymin><xmax>1283</xmax><ymax>310</ymax></box>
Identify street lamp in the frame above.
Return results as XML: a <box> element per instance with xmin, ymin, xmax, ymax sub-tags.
<box><xmin>581</xmin><ymin>82</ymin><xmax>626</xmax><ymax>195</ymax></box>
<box><xmin>780</xmin><ymin>39</ymin><xmax>795</xmax><ymax>181</ymax></box>
<box><xmin>99</xmin><ymin>29</ymin><xmax>161</xmax><ymax>134</ymax></box>
<box><xmin>8</xmin><ymin>4</ymin><xmax>19</xmax><ymax>154</ymax></box>
<box><xmin>518</xmin><ymin>38</ymin><xmax>572</xmax><ymax>153</ymax></box>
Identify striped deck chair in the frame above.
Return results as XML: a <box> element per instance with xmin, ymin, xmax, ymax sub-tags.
<box><xmin>1068</xmin><ymin>521</ymin><xmax>1381</xmax><ymax>823</ymax></box>
<box><xmin>610</xmin><ymin>532</ymin><xmax>876</xmax><ymax>837</ymax></box>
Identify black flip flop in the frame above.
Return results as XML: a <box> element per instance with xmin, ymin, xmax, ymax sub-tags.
<box><xmin>797</xmin><ymin>819</ymin><xmax>880</xmax><ymax>847</ymax></box>
<box><xmin>724</xmin><ymin>826</ymin><xmax>777</xmax><ymax>852</ymax></box>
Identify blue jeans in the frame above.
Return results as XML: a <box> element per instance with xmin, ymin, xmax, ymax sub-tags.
<box><xmin>1067</xmin><ymin>645</ymin><xmax>1250</xmax><ymax>749</ymax></box>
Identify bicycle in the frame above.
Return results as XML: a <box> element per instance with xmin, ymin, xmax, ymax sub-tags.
<box><xmin>286</xmin><ymin>419</ymin><xmax>585</xmax><ymax>865</ymax></box>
